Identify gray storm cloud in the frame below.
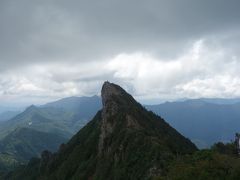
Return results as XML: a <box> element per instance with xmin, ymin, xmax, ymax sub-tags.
<box><xmin>0</xmin><ymin>0</ymin><xmax>240</xmax><ymax>105</ymax></box>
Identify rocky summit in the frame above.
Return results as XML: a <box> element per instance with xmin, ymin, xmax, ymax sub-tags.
<box><xmin>8</xmin><ymin>82</ymin><xmax>197</xmax><ymax>180</ymax></box>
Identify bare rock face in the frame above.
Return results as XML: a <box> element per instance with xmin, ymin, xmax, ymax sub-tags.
<box><xmin>101</xmin><ymin>81</ymin><xmax>123</xmax><ymax>108</ymax></box>
<box><xmin>96</xmin><ymin>81</ymin><xmax>197</xmax><ymax>178</ymax></box>
<box><xmin>8</xmin><ymin>81</ymin><xmax>198</xmax><ymax>180</ymax></box>
<box><xmin>101</xmin><ymin>81</ymin><xmax>123</xmax><ymax>119</ymax></box>
<box><xmin>101</xmin><ymin>81</ymin><xmax>136</xmax><ymax>114</ymax></box>
<box><xmin>99</xmin><ymin>81</ymin><xmax>125</xmax><ymax>154</ymax></box>
<box><xmin>98</xmin><ymin>81</ymin><xmax>145</xmax><ymax>155</ymax></box>
<box><xmin>98</xmin><ymin>81</ymin><xmax>145</xmax><ymax>156</ymax></box>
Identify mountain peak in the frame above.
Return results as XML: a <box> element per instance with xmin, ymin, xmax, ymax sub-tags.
<box><xmin>101</xmin><ymin>81</ymin><xmax>126</xmax><ymax>106</ymax></box>
<box><xmin>101</xmin><ymin>81</ymin><xmax>132</xmax><ymax>122</ymax></box>
<box><xmin>10</xmin><ymin>82</ymin><xmax>197</xmax><ymax>179</ymax></box>
<box><xmin>99</xmin><ymin>81</ymin><xmax>197</xmax><ymax>156</ymax></box>
<box><xmin>101</xmin><ymin>81</ymin><xmax>137</xmax><ymax>110</ymax></box>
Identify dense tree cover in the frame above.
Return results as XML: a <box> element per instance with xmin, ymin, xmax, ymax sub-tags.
<box><xmin>0</xmin><ymin>127</ymin><xmax>67</xmax><ymax>172</ymax></box>
<box><xmin>7</xmin><ymin>138</ymin><xmax>240</xmax><ymax>180</ymax></box>
<box><xmin>4</xmin><ymin>82</ymin><xmax>197</xmax><ymax>180</ymax></box>
<box><xmin>155</xmin><ymin>142</ymin><xmax>240</xmax><ymax>180</ymax></box>
<box><xmin>3</xmin><ymin>83</ymin><xmax>240</xmax><ymax>180</ymax></box>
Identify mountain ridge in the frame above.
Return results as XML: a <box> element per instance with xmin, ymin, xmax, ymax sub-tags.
<box><xmin>0</xmin><ymin>95</ymin><xmax>102</xmax><ymax>172</ymax></box>
<box><xmin>0</xmin><ymin>127</ymin><xmax>67</xmax><ymax>171</ymax></box>
<box><xmin>146</xmin><ymin>100</ymin><xmax>240</xmax><ymax>148</ymax></box>
<box><xmin>7</xmin><ymin>81</ymin><xmax>197</xmax><ymax>180</ymax></box>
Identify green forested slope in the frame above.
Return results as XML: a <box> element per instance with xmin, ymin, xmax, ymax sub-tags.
<box><xmin>6</xmin><ymin>82</ymin><xmax>197</xmax><ymax>180</ymax></box>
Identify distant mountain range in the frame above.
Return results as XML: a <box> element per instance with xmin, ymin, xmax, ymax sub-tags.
<box><xmin>146</xmin><ymin>99</ymin><xmax>240</xmax><ymax>148</ymax></box>
<box><xmin>0</xmin><ymin>96</ymin><xmax>101</xmax><ymax>140</ymax></box>
<box><xmin>0</xmin><ymin>111</ymin><xmax>21</xmax><ymax>122</ymax></box>
<box><xmin>0</xmin><ymin>106</ymin><xmax>24</xmax><ymax>115</ymax></box>
<box><xmin>7</xmin><ymin>82</ymin><xmax>197</xmax><ymax>179</ymax></box>
<box><xmin>173</xmin><ymin>97</ymin><xmax>240</xmax><ymax>105</ymax></box>
<box><xmin>1</xmin><ymin>93</ymin><xmax>240</xmax><ymax>171</ymax></box>
<box><xmin>0</xmin><ymin>95</ymin><xmax>101</xmax><ymax>171</ymax></box>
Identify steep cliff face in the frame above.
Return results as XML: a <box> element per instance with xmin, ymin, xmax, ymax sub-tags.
<box><xmin>99</xmin><ymin>82</ymin><xmax>140</xmax><ymax>154</ymax></box>
<box><xmin>8</xmin><ymin>82</ymin><xmax>197</xmax><ymax>180</ymax></box>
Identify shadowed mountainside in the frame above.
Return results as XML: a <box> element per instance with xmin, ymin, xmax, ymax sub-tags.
<box><xmin>7</xmin><ymin>82</ymin><xmax>197</xmax><ymax>180</ymax></box>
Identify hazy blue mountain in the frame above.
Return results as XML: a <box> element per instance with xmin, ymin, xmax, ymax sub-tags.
<box><xmin>185</xmin><ymin>98</ymin><xmax>240</xmax><ymax>105</ymax></box>
<box><xmin>43</xmin><ymin>95</ymin><xmax>102</xmax><ymax>120</ymax></box>
<box><xmin>2</xmin><ymin>94</ymin><xmax>240</xmax><ymax>173</ymax></box>
<box><xmin>0</xmin><ymin>106</ymin><xmax>23</xmax><ymax>114</ymax></box>
<box><xmin>0</xmin><ymin>111</ymin><xmax>21</xmax><ymax>122</ymax></box>
<box><xmin>0</xmin><ymin>96</ymin><xmax>102</xmax><ymax>171</ymax></box>
<box><xmin>43</xmin><ymin>95</ymin><xmax>101</xmax><ymax>111</ymax></box>
<box><xmin>146</xmin><ymin>100</ymin><xmax>240</xmax><ymax>148</ymax></box>
<box><xmin>0</xmin><ymin>96</ymin><xmax>102</xmax><ymax>140</ymax></box>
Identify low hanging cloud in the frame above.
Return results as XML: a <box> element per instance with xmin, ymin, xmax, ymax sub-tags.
<box><xmin>106</xmin><ymin>39</ymin><xmax>240</xmax><ymax>100</ymax></box>
<box><xmin>1</xmin><ymin>38</ymin><xmax>240</xmax><ymax>105</ymax></box>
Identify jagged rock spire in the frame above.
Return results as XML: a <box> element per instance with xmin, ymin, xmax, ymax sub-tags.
<box><xmin>99</xmin><ymin>81</ymin><xmax>145</xmax><ymax>155</ymax></box>
<box><xmin>11</xmin><ymin>81</ymin><xmax>197</xmax><ymax>180</ymax></box>
<box><xmin>101</xmin><ymin>81</ymin><xmax>137</xmax><ymax>112</ymax></box>
<box><xmin>101</xmin><ymin>81</ymin><xmax>123</xmax><ymax>105</ymax></box>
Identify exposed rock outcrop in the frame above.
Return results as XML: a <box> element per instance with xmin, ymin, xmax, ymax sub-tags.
<box><xmin>8</xmin><ymin>81</ymin><xmax>197</xmax><ymax>180</ymax></box>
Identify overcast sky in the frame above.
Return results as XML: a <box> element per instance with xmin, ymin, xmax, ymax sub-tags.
<box><xmin>1</xmin><ymin>0</ymin><xmax>240</xmax><ymax>106</ymax></box>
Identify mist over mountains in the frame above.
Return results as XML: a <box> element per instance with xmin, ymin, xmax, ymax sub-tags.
<box><xmin>0</xmin><ymin>111</ymin><xmax>21</xmax><ymax>122</ymax></box>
